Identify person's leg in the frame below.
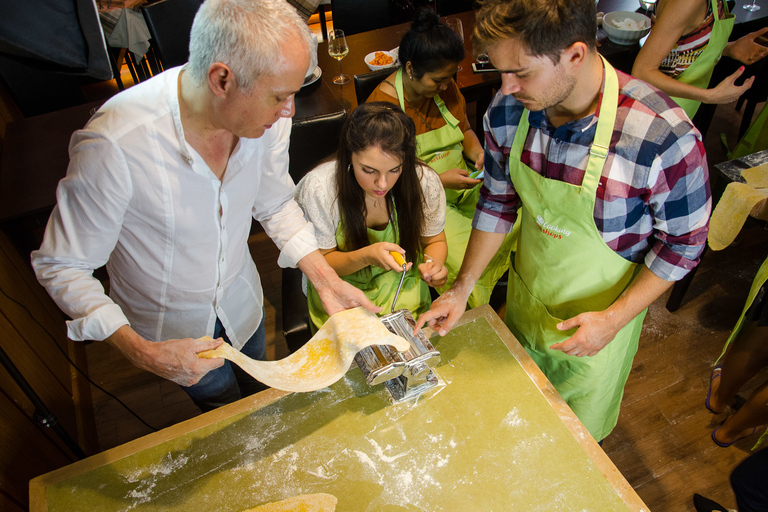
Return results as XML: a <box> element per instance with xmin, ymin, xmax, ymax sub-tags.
<box><xmin>232</xmin><ymin>316</ymin><xmax>269</xmax><ymax>397</ymax></box>
<box><xmin>181</xmin><ymin>318</ymin><xmax>241</xmax><ymax>412</ymax></box>
<box><xmin>710</xmin><ymin>322</ymin><xmax>768</xmax><ymax>413</ymax></box>
<box><xmin>731</xmin><ymin>447</ymin><xmax>768</xmax><ymax>512</ymax></box>
<box><xmin>713</xmin><ymin>379</ymin><xmax>768</xmax><ymax>446</ymax></box>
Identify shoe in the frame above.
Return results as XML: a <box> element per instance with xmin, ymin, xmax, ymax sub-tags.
<box><xmin>711</xmin><ymin>425</ymin><xmax>758</xmax><ymax>447</ymax></box>
<box><xmin>693</xmin><ymin>493</ymin><xmax>728</xmax><ymax>512</ymax></box>
<box><xmin>705</xmin><ymin>365</ymin><xmax>723</xmax><ymax>414</ymax></box>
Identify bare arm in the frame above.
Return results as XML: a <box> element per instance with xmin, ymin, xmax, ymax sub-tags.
<box><xmin>415</xmin><ymin>228</ymin><xmax>507</xmax><ymax>335</ymax></box>
<box><xmin>462</xmin><ymin>128</ymin><xmax>485</xmax><ymax>170</ymax></box>
<box><xmin>549</xmin><ymin>266</ymin><xmax>674</xmax><ymax>357</ymax></box>
<box><xmin>298</xmin><ymin>250</ymin><xmax>382</xmax><ymax>317</ymax></box>
<box><xmin>418</xmin><ymin>231</ymin><xmax>449</xmax><ymax>288</ymax></box>
<box><xmin>632</xmin><ymin>0</ymin><xmax>754</xmax><ymax>104</ymax></box>
<box><xmin>105</xmin><ymin>325</ymin><xmax>225</xmax><ymax>386</ymax></box>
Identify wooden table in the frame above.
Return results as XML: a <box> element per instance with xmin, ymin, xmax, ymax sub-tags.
<box><xmin>30</xmin><ymin>305</ymin><xmax>649</xmax><ymax>511</ymax></box>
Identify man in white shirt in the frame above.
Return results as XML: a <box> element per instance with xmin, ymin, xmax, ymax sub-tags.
<box><xmin>31</xmin><ymin>0</ymin><xmax>379</xmax><ymax>411</ymax></box>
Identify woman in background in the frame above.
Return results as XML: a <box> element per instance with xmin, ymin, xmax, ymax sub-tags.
<box><xmin>367</xmin><ymin>8</ymin><xmax>515</xmax><ymax>309</ymax></box>
<box><xmin>632</xmin><ymin>0</ymin><xmax>768</xmax><ymax>120</ymax></box>
<box><xmin>295</xmin><ymin>102</ymin><xmax>448</xmax><ymax>331</ymax></box>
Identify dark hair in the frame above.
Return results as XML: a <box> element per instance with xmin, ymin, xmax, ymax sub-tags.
<box><xmin>473</xmin><ymin>0</ymin><xmax>597</xmax><ymax>64</ymax></box>
<box><xmin>398</xmin><ymin>8</ymin><xmax>465</xmax><ymax>79</ymax></box>
<box><xmin>335</xmin><ymin>102</ymin><xmax>426</xmax><ymax>263</ymax></box>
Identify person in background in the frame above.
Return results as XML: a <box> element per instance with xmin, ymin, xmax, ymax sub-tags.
<box><xmin>295</xmin><ymin>102</ymin><xmax>448</xmax><ymax>331</ymax></box>
<box><xmin>416</xmin><ymin>0</ymin><xmax>710</xmax><ymax>442</ymax></box>
<box><xmin>692</xmin><ymin>449</ymin><xmax>768</xmax><ymax>511</ymax></box>
<box><xmin>705</xmin><ymin>256</ymin><xmax>768</xmax><ymax>448</ymax></box>
<box><xmin>31</xmin><ymin>0</ymin><xmax>378</xmax><ymax>413</ymax></box>
<box><xmin>367</xmin><ymin>8</ymin><xmax>515</xmax><ymax>309</ymax></box>
<box><xmin>632</xmin><ymin>0</ymin><xmax>768</xmax><ymax>121</ymax></box>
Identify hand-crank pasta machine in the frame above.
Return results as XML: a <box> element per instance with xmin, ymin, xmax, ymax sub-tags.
<box><xmin>354</xmin><ymin>252</ymin><xmax>441</xmax><ymax>402</ymax></box>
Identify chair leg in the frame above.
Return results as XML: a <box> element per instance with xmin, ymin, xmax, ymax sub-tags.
<box><xmin>739</xmin><ymin>100</ymin><xmax>757</xmax><ymax>141</ymax></box>
<box><xmin>319</xmin><ymin>4</ymin><xmax>329</xmax><ymax>41</ymax></box>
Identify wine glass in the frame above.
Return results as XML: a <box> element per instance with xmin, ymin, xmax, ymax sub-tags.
<box><xmin>328</xmin><ymin>29</ymin><xmax>350</xmax><ymax>85</ymax></box>
<box><xmin>744</xmin><ymin>0</ymin><xmax>760</xmax><ymax>11</ymax></box>
<box><xmin>444</xmin><ymin>18</ymin><xmax>465</xmax><ymax>71</ymax></box>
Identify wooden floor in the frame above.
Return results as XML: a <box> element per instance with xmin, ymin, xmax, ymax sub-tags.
<box><xmin>80</xmin><ymin>84</ymin><xmax>767</xmax><ymax>510</ymax></box>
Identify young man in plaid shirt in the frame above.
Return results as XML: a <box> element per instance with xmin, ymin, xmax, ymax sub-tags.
<box><xmin>416</xmin><ymin>0</ymin><xmax>710</xmax><ymax>441</ymax></box>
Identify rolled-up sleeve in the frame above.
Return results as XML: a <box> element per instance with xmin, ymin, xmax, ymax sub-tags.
<box><xmin>31</xmin><ymin>132</ymin><xmax>132</xmax><ymax>341</ymax></box>
<box><xmin>644</xmin><ymin>130</ymin><xmax>710</xmax><ymax>282</ymax></box>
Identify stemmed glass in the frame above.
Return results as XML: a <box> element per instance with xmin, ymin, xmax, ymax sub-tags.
<box><xmin>744</xmin><ymin>0</ymin><xmax>760</xmax><ymax>11</ymax></box>
<box><xmin>328</xmin><ymin>29</ymin><xmax>350</xmax><ymax>85</ymax></box>
<box><xmin>444</xmin><ymin>18</ymin><xmax>465</xmax><ymax>71</ymax></box>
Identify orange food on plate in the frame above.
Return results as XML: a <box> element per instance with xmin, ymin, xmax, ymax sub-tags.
<box><xmin>370</xmin><ymin>51</ymin><xmax>394</xmax><ymax>66</ymax></box>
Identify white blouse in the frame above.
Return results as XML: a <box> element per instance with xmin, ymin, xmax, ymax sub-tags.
<box><xmin>294</xmin><ymin>160</ymin><xmax>446</xmax><ymax>249</ymax></box>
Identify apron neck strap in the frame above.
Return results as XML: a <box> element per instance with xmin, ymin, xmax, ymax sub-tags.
<box><xmin>395</xmin><ymin>69</ymin><xmax>461</xmax><ymax>128</ymax></box>
<box><xmin>510</xmin><ymin>55</ymin><xmax>619</xmax><ymax>195</ymax></box>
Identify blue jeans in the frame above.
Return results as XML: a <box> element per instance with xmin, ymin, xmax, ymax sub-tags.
<box><xmin>182</xmin><ymin>316</ymin><xmax>267</xmax><ymax>412</ymax></box>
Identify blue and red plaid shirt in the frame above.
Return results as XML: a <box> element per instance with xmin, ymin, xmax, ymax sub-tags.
<box><xmin>474</xmin><ymin>68</ymin><xmax>711</xmax><ymax>282</ymax></box>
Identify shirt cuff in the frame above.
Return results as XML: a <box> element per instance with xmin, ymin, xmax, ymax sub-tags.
<box><xmin>66</xmin><ymin>303</ymin><xmax>130</xmax><ymax>341</ymax></box>
<box><xmin>644</xmin><ymin>246</ymin><xmax>697</xmax><ymax>282</ymax></box>
<box><xmin>277</xmin><ymin>222</ymin><xmax>319</xmax><ymax>268</ymax></box>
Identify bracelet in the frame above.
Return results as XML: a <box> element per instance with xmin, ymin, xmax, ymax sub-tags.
<box><xmin>424</xmin><ymin>255</ymin><xmax>434</xmax><ymax>263</ymax></box>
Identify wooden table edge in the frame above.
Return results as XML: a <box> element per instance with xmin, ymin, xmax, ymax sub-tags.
<box><xmin>30</xmin><ymin>305</ymin><xmax>648</xmax><ymax>511</ymax></box>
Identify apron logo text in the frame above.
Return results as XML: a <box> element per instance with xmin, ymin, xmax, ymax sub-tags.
<box><xmin>536</xmin><ymin>215</ymin><xmax>572</xmax><ymax>240</ymax></box>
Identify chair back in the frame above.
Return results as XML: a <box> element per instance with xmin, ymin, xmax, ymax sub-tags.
<box><xmin>331</xmin><ymin>0</ymin><xmax>424</xmax><ymax>36</ymax></box>
<box><xmin>282</xmin><ymin>109</ymin><xmax>347</xmax><ymax>353</ymax></box>
<box><xmin>353</xmin><ymin>68</ymin><xmax>394</xmax><ymax>105</ymax></box>
<box><xmin>288</xmin><ymin>110</ymin><xmax>347</xmax><ymax>182</ymax></box>
<box><xmin>434</xmin><ymin>0</ymin><xmax>475</xmax><ymax>15</ymax></box>
<box><xmin>141</xmin><ymin>0</ymin><xmax>204</xmax><ymax>70</ymax></box>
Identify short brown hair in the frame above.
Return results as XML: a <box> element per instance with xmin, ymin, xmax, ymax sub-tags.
<box><xmin>473</xmin><ymin>0</ymin><xmax>597</xmax><ymax>64</ymax></box>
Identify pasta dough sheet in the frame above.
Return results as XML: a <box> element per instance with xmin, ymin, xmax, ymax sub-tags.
<box><xmin>197</xmin><ymin>307</ymin><xmax>410</xmax><ymax>392</ymax></box>
<box><xmin>709</xmin><ymin>164</ymin><xmax>768</xmax><ymax>250</ymax></box>
<box><xmin>244</xmin><ymin>493</ymin><xmax>337</xmax><ymax>511</ymax></box>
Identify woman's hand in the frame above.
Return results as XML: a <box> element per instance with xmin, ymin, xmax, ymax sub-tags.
<box><xmin>723</xmin><ymin>27</ymin><xmax>768</xmax><ymax>66</ymax></box>
<box><xmin>474</xmin><ymin>152</ymin><xmax>485</xmax><ymax>172</ymax></box>
<box><xmin>365</xmin><ymin>242</ymin><xmax>412</xmax><ymax>271</ymax></box>
<box><xmin>439</xmin><ymin>168</ymin><xmax>483</xmax><ymax>190</ymax></box>
<box><xmin>707</xmin><ymin>66</ymin><xmax>756</xmax><ymax>105</ymax></box>
<box><xmin>418</xmin><ymin>260</ymin><xmax>448</xmax><ymax>288</ymax></box>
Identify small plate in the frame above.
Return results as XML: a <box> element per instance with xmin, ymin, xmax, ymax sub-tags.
<box><xmin>302</xmin><ymin>66</ymin><xmax>322</xmax><ymax>87</ymax></box>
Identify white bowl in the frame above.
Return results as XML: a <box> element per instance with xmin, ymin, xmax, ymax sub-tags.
<box><xmin>603</xmin><ymin>11</ymin><xmax>651</xmax><ymax>45</ymax></box>
<box><xmin>365</xmin><ymin>50</ymin><xmax>398</xmax><ymax>71</ymax></box>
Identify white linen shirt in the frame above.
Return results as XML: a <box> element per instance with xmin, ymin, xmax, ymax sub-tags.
<box><xmin>31</xmin><ymin>66</ymin><xmax>319</xmax><ymax>349</ymax></box>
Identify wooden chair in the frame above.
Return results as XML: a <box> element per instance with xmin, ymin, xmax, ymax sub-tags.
<box><xmin>281</xmin><ymin>109</ymin><xmax>348</xmax><ymax>352</ymax></box>
<box><xmin>141</xmin><ymin>0</ymin><xmax>204</xmax><ymax>70</ymax></box>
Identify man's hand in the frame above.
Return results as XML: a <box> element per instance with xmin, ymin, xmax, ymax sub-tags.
<box><xmin>549</xmin><ymin>310</ymin><xmax>622</xmax><ymax>357</ymax></box>
<box><xmin>299</xmin><ymin>250</ymin><xmax>382</xmax><ymax>317</ymax></box>
<box><xmin>315</xmin><ymin>279</ymin><xmax>382</xmax><ymax>317</ymax></box>
<box><xmin>413</xmin><ymin>286</ymin><xmax>469</xmax><ymax>336</ymax></box>
<box><xmin>106</xmin><ymin>325</ymin><xmax>225</xmax><ymax>386</ymax></box>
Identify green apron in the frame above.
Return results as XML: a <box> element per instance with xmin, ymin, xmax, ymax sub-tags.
<box><xmin>731</xmin><ymin>100</ymin><xmax>768</xmax><ymax>159</ymax></box>
<box><xmin>504</xmin><ymin>58</ymin><xmax>646</xmax><ymax>441</ymax></box>
<box><xmin>306</xmin><ymin>219</ymin><xmax>431</xmax><ymax>332</ymax></box>
<box><xmin>671</xmin><ymin>0</ymin><xmax>734</xmax><ymax>119</ymax></box>
<box><xmin>394</xmin><ymin>69</ymin><xmax>515</xmax><ymax>308</ymax></box>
